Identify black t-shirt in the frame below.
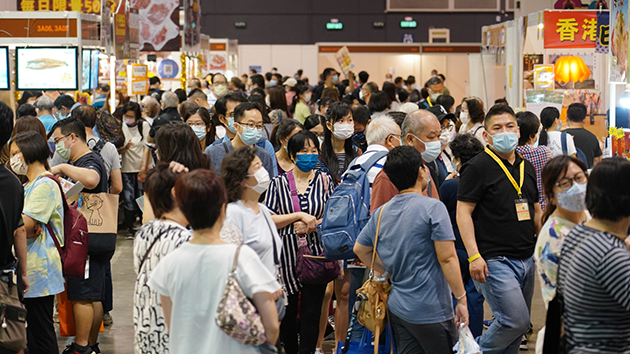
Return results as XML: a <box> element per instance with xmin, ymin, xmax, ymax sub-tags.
<box><xmin>72</xmin><ymin>151</ymin><xmax>107</xmax><ymax>194</ymax></box>
<box><xmin>0</xmin><ymin>166</ymin><xmax>24</xmax><ymax>269</ymax></box>
<box><xmin>565</xmin><ymin>128</ymin><xmax>602</xmax><ymax>168</ymax></box>
<box><xmin>457</xmin><ymin>150</ymin><xmax>538</xmax><ymax>260</ymax></box>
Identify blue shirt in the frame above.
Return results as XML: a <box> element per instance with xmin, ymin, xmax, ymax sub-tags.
<box><xmin>210</xmin><ymin>135</ymin><xmax>278</xmax><ymax>177</ymax></box>
<box><xmin>357</xmin><ymin>193</ymin><xmax>456</xmax><ymax>324</ymax></box>
<box><xmin>38</xmin><ymin>114</ymin><xmax>57</xmax><ymax>132</ymax></box>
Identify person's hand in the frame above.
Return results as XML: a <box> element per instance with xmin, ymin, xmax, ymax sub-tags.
<box><xmin>469</xmin><ymin>256</ymin><xmax>488</xmax><ymax>283</ymax></box>
<box><xmin>21</xmin><ymin>272</ymin><xmax>29</xmax><ymax>294</ymax></box>
<box><xmin>454</xmin><ymin>298</ymin><xmax>469</xmax><ymax>327</ymax></box>
<box><xmin>293</xmin><ymin>221</ymin><xmax>308</xmax><ymax>235</ymax></box>
<box><xmin>272</xmin><ymin>288</ymin><xmax>284</xmax><ymax>301</ymax></box>
<box><xmin>138</xmin><ymin>169</ymin><xmax>148</xmax><ymax>183</ymax></box>
<box><xmin>26</xmin><ymin>224</ymin><xmax>42</xmax><ymax>238</ymax></box>
<box><xmin>169</xmin><ymin>161</ymin><xmax>189</xmax><ymax>174</ymax></box>
<box><xmin>126</xmin><ymin>141</ymin><xmax>134</xmax><ymax>149</ymax></box>
<box><xmin>50</xmin><ymin>164</ymin><xmax>63</xmax><ymax>177</ymax></box>
<box><xmin>299</xmin><ymin>213</ymin><xmax>316</xmax><ymax>232</ymax></box>
<box><xmin>445</xmin><ymin>172</ymin><xmax>458</xmax><ymax>181</ymax></box>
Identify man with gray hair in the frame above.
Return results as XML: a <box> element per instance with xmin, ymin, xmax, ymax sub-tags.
<box><xmin>34</xmin><ymin>96</ymin><xmax>57</xmax><ymax>132</ymax></box>
<box><xmin>140</xmin><ymin>96</ymin><xmax>160</xmax><ymax>126</ymax></box>
<box><xmin>371</xmin><ymin>109</ymin><xmax>442</xmax><ymax>208</ymax></box>
<box><xmin>149</xmin><ymin>91</ymin><xmax>182</xmax><ymax>138</ymax></box>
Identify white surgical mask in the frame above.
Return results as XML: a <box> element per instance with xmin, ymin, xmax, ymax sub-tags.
<box><xmin>332</xmin><ymin>123</ymin><xmax>354</xmax><ymax>140</ymax></box>
<box><xmin>265</xmin><ymin>96</ymin><xmax>271</xmax><ymax>107</ymax></box>
<box><xmin>556</xmin><ymin>182</ymin><xmax>587</xmax><ymax>212</ymax></box>
<box><xmin>359</xmin><ymin>90</ymin><xmax>365</xmax><ymax>100</ymax></box>
<box><xmin>304</xmin><ymin>92</ymin><xmax>312</xmax><ymax>102</ymax></box>
<box><xmin>460</xmin><ymin>111</ymin><xmax>470</xmax><ymax>125</ymax></box>
<box><xmin>10</xmin><ymin>153</ymin><xmax>28</xmax><ymax>175</ymax></box>
<box><xmin>247</xmin><ymin>167</ymin><xmax>270</xmax><ymax>194</ymax></box>
<box><xmin>440</xmin><ymin>129</ymin><xmax>450</xmax><ymax>147</ymax></box>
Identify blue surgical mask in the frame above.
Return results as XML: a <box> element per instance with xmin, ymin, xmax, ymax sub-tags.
<box><xmin>295</xmin><ymin>154</ymin><xmax>319</xmax><ymax>172</ymax></box>
<box><xmin>412</xmin><ymin>134</ymin><xmax>441</xmax><ymax>163</ymax></box>
<box><xmin>239</xmin><ymin>125</ymin><xmax>263</xmax><ymax>146</ymax></box>
<box><xmin>556</xmin><ymin>182</ymin><xmax>587</xmax><ymax>212</ymax></box>
<box><xmin>226</xmin><ymin>117</ymin><xmax>236</xmax><ymax>133</ymax></box>
<box><xmin>191</xmin><ymin>125</ymin><xmax>207</xmax><ymax>140</ymax></box>
<box><xmin>269</xmin><ymin>79</ymin><xmax>277</xmax><ymax>86</ymax></box>
<box><xmin>490</xmin><ymin>131</ymin><xmax>518</xmax><ymax>154</ymax></box>
<box><xmin>332</xmin><ymin>74</ymin><xmax>339</xmax><ymax>84</ymax></box>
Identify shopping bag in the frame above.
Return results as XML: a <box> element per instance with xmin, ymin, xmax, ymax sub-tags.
<box><xmin>58</xmin><ymin>286</ymin><xmax>104</xmax><ymax>337</ymax></box>
<box><xmin>335</xmin><ymin>325</ymin><xmax>395</xmax><ymax>354</ymax></box>
<box><xmin>452</xmin><ymin>324</ymin><xmax>480</xmax><ymax>354</ymax></box>
<box><xmin>78</xmin><ymin>193</ymin><xmax>119</xmax><ymax>234</ymax></box>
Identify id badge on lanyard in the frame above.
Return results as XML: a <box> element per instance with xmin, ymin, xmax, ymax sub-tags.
<box><xmin>485</xmin><ymin>148</ymin><xmax>530</xmax><ymax>221</ymax></box>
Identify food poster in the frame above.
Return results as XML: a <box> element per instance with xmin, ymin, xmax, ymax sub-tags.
<box><xmin>548</xmin><ymin>54</ymin><xmax>596</xmax><ymax>90</ymax></box>
<box><xmin>132</xmin><ymin>0</ymin><xmax>181</xmax><ymax>52</ymax></box>
<box><xmin>523</xmin><ymin>54</ymin><xmax>544</xmax><ymax>91</ymax></box>
<box><xmin>334</xmin><ymin>46</ymin><xmax>355</xmax><ymax>76</ymax></box>
<box><xmin>208</xmin><ymin>54</ymin><xmax>227</xmax><ymax>71</ymax></box>
<box><xmin>16</xmin><ymin>48</ymin><xmax>77</xmax><ymax>90</ymax></box>
<box><xmin>525</xmin><ymin>90</ymin><xmax>564</xmax><ymax>119</ymax></box>
<box><xmin>81</xmin><ymin>49</ymin><xmax>91</xmax><ymax>91</ymax></box>
<box><xmin>0</xmin><ymin>48</ymin><xmax>8</xmax><ymax>90</ymax></box>
<box><xmin>566</xmin><ymin>89</ymin><xmax>602</xmax><ymax>114</ymax></box>
<box><xmin>533</xmin><ymin>64</ymin><xmax>555</xmax><ymax>90</ymax></box>
<box><xmin>610</xmin><ymin>0</ymin><xmax>628</xmax><ymax>82</ymax></box>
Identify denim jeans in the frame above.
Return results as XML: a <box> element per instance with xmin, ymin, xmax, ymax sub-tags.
<box><xmin>453</xmin><ymin>249</ymin><xmax>485</xmax><ymax>338</ymax></box>
<box><xmin>473</xmin><ymin>256</ymin><xmax>535</xmax><ymax>354</ymax></box>
<box><xmin>122</xmin><ymin>173</ymin><xmax>142</xmax><ymax>230</ymax></box>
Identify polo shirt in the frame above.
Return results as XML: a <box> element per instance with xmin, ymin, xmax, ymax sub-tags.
<box><xmin>204</xmin><ymin>140</ymin><xmax>274</xmax><ymax>178</ymax></box>
<box><xmin>457</xmin><ymin>149</ymin><xmax>538</xmax><ymax>260</ymax></box>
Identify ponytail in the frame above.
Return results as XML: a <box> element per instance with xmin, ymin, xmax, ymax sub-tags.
<box><xmin>290</xmin><ymin>94</ymin><xmax>299</xmax><ymax>115</ymax></box>
<box><xmin>539</xmin><ymin>129</ymin><xmax>549</xmax><ymax>146</ymax></box>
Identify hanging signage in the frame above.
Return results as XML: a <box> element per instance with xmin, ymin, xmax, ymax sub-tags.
<box><xmin>596</xmin><ymin>11</ymin><xmax>609</xmax><ymax>54</ymax></box>
<box><xmin>326</xmin><ymin>19</ymin><xmax>343</xmax><ymax>30</ymax></box>
<box><xmin>158</xmin><ymin>59</ymin><xmax>179</xmax><ymax>79</ymax></box>
<box><xmin>484</xmin><ymin>25</ymin><xmax>507</xmax><ymax>47</ymax></box>
<box><xmin>137</xmin><ymin>0</ymin><xmax>181</xmax><ymax>52</ymax></box>
<box><xmin>534</xmin><ymin>64</ymin><xmax>555</xmax><ymax>90</ymax></box>
<box><xmin>610</xmin><ymin>0</ymin><xmax>628</xmax><ymax>83</ymax></box>
<box><xmin>400</xmin><ymin>17</ymin><xmax>417</xmax><ymax>28</ymax></box>
<box><xmin>334</xmin><ymin>46</ymin><xmax>354</xmax><ymax>75</ymax></box>
<box><xmin>544</xmin><ymin>10</ymin><xmax>598</xmax><ymax>49</ymax></box>
<box><xmin>184</xmin><ymin>0</ymin><xmax>201</xmax><ymax>50</ymax></box>
<box><xmin>128</xmin><ymin>64</ymin><xmax>148</xmax><ymax>95</ymax></box>
<box><xmin>17</xmin><ymin>0</ymin><xmax>101</xmax><ymax>14</ymax></box>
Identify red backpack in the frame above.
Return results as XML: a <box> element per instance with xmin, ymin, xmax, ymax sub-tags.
<box><xmin>42</xmin><ymin>175</ymin><xmax>89</xmax><ymax>278</ymax></box>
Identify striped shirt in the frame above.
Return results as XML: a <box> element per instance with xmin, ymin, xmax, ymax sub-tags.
<box><xmin>516</xmin><ymin>145</ymin><xmax>553</xmax><ymax>210</ymax></box>
<box><xmin>557</xmin><ymin>224</ymin><xmax>630</xmax><ymax>353</ymax></box>
<box><xmin>347</xmin><ymin>144</ymin><xmax>388</xmax><ymax>188</ymax></box>
<box><xmin>265</xmin><ymin>169</ymin><xmax>335</xmax><ymax>295</ymax></box>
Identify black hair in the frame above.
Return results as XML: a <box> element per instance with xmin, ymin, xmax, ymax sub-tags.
<box><xmin>484</xmin><ymin>104</ymin><xmax>515</xmax><ymax>130</ymax></box>
<box><xmin>541</xmin><ymin>155</ymin><xmax>588</xmax><ymax>224</ymax></box>
<box><xmin>272</xmin><ymin>73</ymin><xmax>283</xmax><ymax>82</ymax></box>
<box><xmin>52</xmin><ymin>117</ymin><xmax>87</xmax><ymax>142</ymax></box>
<box><xmin>539</xmin><ymin>106</ymin><xmax>561</xmax><ymax>146</ymax></box>
<box><xmin>0</xmin><ymin>100</ymin><xmax>13</xmax><ymax>146</ymax></box>
<box><xmin>450</xmin><ymin>133</ymin><xmax>484</xmax><ymax>165</ymax></box>
<box><xmin>123</xmin><ymin>101</ymin><xmax>143</xmax><ymax>123</ymax></box>
<box><xmin>408</xmin><ymin>89</ymin><xmax>421</xmax><ymax>103</ymax></box>
<box><xmin>54</xmin><ymin>94</ymin><xmax>75</xmax><ymax>110</ymax></box>
<box><xmin>250</xmin><ymin>74</ymin><xmax>265</xmax><ymax>89</ymax></box>
<box><xmin>436</xmin><ymin>95</ymin><xmax>455</xmax><ymax>112</ymax></box>
<box><xmin>265</xmin><ymin>72</ymin><xmax>273</xmax><ymax>81</ymax></box>
<box><xmin>438</xmin><ymin>74</ymin><xmax>446</xmax><ymax>82</ymax></box>
<box><xmin>290</xmin><ymin>85</ymin><xmax>310</xmax><ymax>114</ymax></box>
<box><xmin>184</xmin><ymin>106</ymin><xmax>216</xmax><ymax>148</ymax></box>
<box><xmin>352</xmin><ymin>105</ymin><xmax>371</xmax><ymax>126</ymax></box>
<box><xmin>174</xmin><ymin>88</ymin><xmax>187</xmax><ymax>103</ymax></box>
<box><xmin>387</xmin><ymin>111</ymin><xmax>407</xmax><ymax>128</ymax></box>
<box><xmin>567</xmin><ymin>103</ymin><xmax>587</xmax><ymax>123</ymax></box>
<box><xmin>72</xmin><ymin>105</ymin><xmax>97</xmax><ymax>128</ymax></box>
<box><xmin>368</xmin><ymin>91</ymin><xmax>390</xmax><ymax>114</ymax></box>
<box><xmin>394</xmin><ymin>77</ymin><xmax>403</xmax><ymax>85</ymax></box>
<box><xmin>214</xmin><ymin>92</ymin><xmax>247</xmax><ymax>117</ymax></box>
<box><xmin>383</xmin><ymin>145</ymin><xmax>425</xmax><ymax>191</ymax></box>
<box><xmin>16</xmin><ymin>104</ymin><xmax>37</xmax><ymax>119</ymax></box>
<box><xmin>358</xmin><ymin>71</ymin><xmax>369</xmax><ymax>84</ymax></box>
<box><xmin>382</xmin><ymin>82</ymin><xmax>397</xmax><ymax>105</ymax></box>
<box><xmin>149</xmin><ymin>76</ymin><xmax>161</xmax><ymax>85</ymax></box>
<box><xmin>465</xmin><ymin>98</ymin><xmax>485</xmax><ymax>124</ymax></box>
<box><xmin>250</xmin><ymin>87</ymin><xmax>266</xmax><ymax>97</ymax></box>
<box><xmin>234</xmin><ymin>102</ymin><xmax>260</xmax><ymax>122</ymax></box>
<box><xmin>586</xmin><ymin>157</ymin><xmax>630</xmax><ymax>222</ymax></box>
<box><xmin>287</xmin><ymin>130</ymin><xmax>320</xmax><ymax>162</ymax></box>
<box><xmin>321</xmin><ymin>102</ymin><xmax>357</xmax><ymax>180</ymax></box>
<box><xmin>97</xmin><ymin>84</ymin><xmax>110</xmax><ymax>92</ymax></box>
<box><xmin>248</xmin><ymin>94</ymin><xmax>271</xmax><ymax>125</ymax></box>
<box><xmin>267</xmin><ymin>85</ymin><xmax>289</xmax><ymax>113</ymax></box>
<box><xmin>398</xmin><ymin>90</ymin><xmax>409</xmax><ymax>103</ymax></box>
<box><xmin>212</xmin><ymin>73</ymin><xmax>227</xmax><ymax>84</ymax></box>
<box><xmin>516</xmin><ymin>111</ymin><xmax>540</xmax><ymax>146</ymax></box>
<box><xmin>17</xmin><ymin>91</ymin><xmax>42</xmax><ymax>106</ymax></box>
<box><xmin>406</xmin><ymin>75</ymin><xmax>416</xmax><ymax>85</ymax></box>
<box><xmin>273</xmin><ymin>119</ymin><xmax>303</xmax><ymax>149</ymax></box>
<box><xmin>155</xmin><ymin>120</ymin><xmax>210</xmax><ymax>170</ymax></box>
<box><xmin>11</xmin><ymin>131</ymin><xmax>51</xmax><ymax>168</ymax></box>
<box><xmin>221</xmin><ymin>146</ymin><xmax>257</xmax><ymax>203</ymax></box>
<box><xmin>322</xmin><ymin>68</ymin><xmax>336</xmax><ymax>79</ymax></box>
<box><xmin>145</xmin><ymin>162</ymin><xmax>181</xmax><ymax>218</ymax></box>
<box><xmin>494</xmin><ymin>98</ymin><xmax>508</xmax><ymax>105</ymax></box>
<box><xmin>304</xmin><ymin>114</ymin><xmax>324</xmax><ymax>131</ymax></box>
<box><xmin>175</xmin><ymin>169</ymin><xmax>227</xmax><ymax>230</ymax></box>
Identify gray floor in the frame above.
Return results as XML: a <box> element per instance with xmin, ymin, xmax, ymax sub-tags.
<box><xmin>56</xmin><ymin>233</ymin><xmax>545</xmax><ymax>353</ymax></box>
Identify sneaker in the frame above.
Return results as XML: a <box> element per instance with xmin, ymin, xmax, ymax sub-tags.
<box><xmin>519</xmin><ymin>335</ymin><xmax>528</xmax><ymax>351</ymax></box>
<box><xmin>315</xmin><ymin>349</ymin><xmax>324</xmax><ymax>354</ymax></box>
<box><xmin>103</xmin><ymin>312</ymin><xmax>113</xmax><ymax>326</ymax></box>
<box><xmin>126</xmin><ymin>230</ymin><xmax>135</xmax><ymax>240</ymax></box>
<box><xmin>91</xmin><ymin>343</ymin><xmax>101</xmax><ymax>354</ymax></box>
<box><xmin>483</xmin><ymin>317</ymin><xmax>495</xmax><ymax>329</ymax></box>
<box><xmin>62</xmin><ymin>342</ymin><xmax>95</xmax><ymax>354</ymax></box>
<box><xmin>328</xmin><ymin>315</ymin><xmax>335</xmax><ymax>330</ymax></box>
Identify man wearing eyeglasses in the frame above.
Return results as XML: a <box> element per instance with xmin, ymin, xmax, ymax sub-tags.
<box><xmin>205</xmin><ymin>102</ymin><xmax>275</xmax><ymax>177</ymax></box>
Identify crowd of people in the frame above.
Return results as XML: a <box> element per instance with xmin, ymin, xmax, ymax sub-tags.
<box><xmin>0</xmin><ymin>65</ymin><xmax>628</xmax><ymax>354</ymax></box>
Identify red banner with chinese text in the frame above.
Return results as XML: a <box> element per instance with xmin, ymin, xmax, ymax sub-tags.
<box><xmin>544</xmin><ymin>10</ymin><xmax>598</xmax><ymax>49</ymax></box>
<box><xmin>17</xmin><ymin>0</ymin><xmax>102</xmax><ymax>14</ymax></box>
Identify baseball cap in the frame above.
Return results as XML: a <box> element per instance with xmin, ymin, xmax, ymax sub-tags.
<box><xmin>426</xmin><ymin>104</ymin><xmax>456</xmax><ymax>123</ymax></box>
<box><xmin>283</xmin><ymin>78</ymin><xmax>297</xmax><ymax>87</ymax></box>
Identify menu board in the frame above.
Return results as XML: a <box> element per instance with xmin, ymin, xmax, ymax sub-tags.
<box><xmin>0</xmin><ymin>47</ymin><xmax>9</xmax><ymax>90</ymax></box>
<box><xmin>16</xmin><ymin>47</ymin><xmax>78</xmax><ymax>90</ymax></box>
<box><xmin>81</xmin><ymin>49</ymin><xmax>91</xmax><ymax>91</ymax></box>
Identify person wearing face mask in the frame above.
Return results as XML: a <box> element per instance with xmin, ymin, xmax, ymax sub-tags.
<box><xmin>354</xmin><ymin>146</ymin><xmax>469</xmax><ymax>354</ymax></box>
<box><xmin>273</xmin><ymin>119</ymin><xmax>304</xmax><ymax>175</ymax></box>
<box><xmin>205</xmin><ymin>102</ymin><xmax>275</xmax><ymax>177</ymax></box>
<box><xmin>538</xmin><ymin>106</ymin><xmax>578</xmax><ymax>158</ymax></box>
<box><xmin>119</xmin><ymin>102</ymin><xmax>150</xmax><ymax>239</ymax></box>
<box><xmin>53</xmin><ymin>94</ymin><xmax>76</xmax><ymax>121</ymax></box>
<box><xmin>427</xmin><ymin>105</ymin><xmax>457</xmax><ymax>184</ymax></box>
<box><xmin>311</xmin><ymin>68</ymin><xmax>346</xmax><ymax>104</ymax></box>
<box><xmin>458</xmin><ymin>97</ymin><xmax>487</xmax><ymax>146</ymax></box>
<box><xmin>351</xmin><ymin>105</ymin><xmax>371</xmax><ymax>153</ymax></box>
<box><xmin>320</xmin><ymin>102</ymin><xmax>358</xmax><ymax>183</ymax></box>
<box><xmin>10</xmin><ymin>131</ymin><xmax>64</xmax><ymax>354</ymax></box>
<box><xmin>264</xmin><ymin>130</ymin><xmax>335</xmax><ymax>354</ymax></box>
<box><xmin>221</xmin><ymin>148</ymin><xmax>285</xmax><ymax>319</ymax></box>
<box><xmin>209</xmin><ymin>93</ymin><xmax>248</xmax><ymax>147</ymax></box>
<box><xmin>183</xmin><ymin>105</ymin><xmax>215</xmax><ymax>150</ymax></box>
<box><xmin>533</xmin><ymin>155</ymin><xmax>588</xmax><ymax>354</ymax></box>
<box><xmin>426</xmin><ymin>76</ymin><xmax>444</xmax><ymax>105</ymax></box>
<box><xmin>290</xmin><ymin>85</ymin><xmax>312</xmax><ymax>124</ymax></box>
<box><xmin>457</xmin><ymin>104</ymin><xmax>542</xmax><ymax>354</ymax></box>
<box><xmin>211</xmin><ymin>73</ymin><xmax>229</xmax><ymax>100</ymax></box>
<box><xmin>516</xmin><ymin>112</ymin><xmax>553</xmax><ymax>211</ymax></box>
<box><xmin>304</xmin><ymin>114</ymin><xmax>325</xmax><ymax>146</ymax></box>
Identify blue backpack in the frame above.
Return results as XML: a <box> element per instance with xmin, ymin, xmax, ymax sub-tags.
<box><xmin>319</xmin><ymin>151</ymin><xmax>388</xmax><ymax>260</ymax></box>
<box><xmin>561</xmin><ymin>131</ymin><xmax>589</xmax><ymax>167</ymax></box>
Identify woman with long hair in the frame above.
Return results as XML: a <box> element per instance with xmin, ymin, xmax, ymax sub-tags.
<box><xmin>538</xmin><ymin>106</ymin><xmax>577</xmax><ymax>158</ymax></box>
<box><xmin>382</xmin><ymin>81</ymin><xmax>400</xmax><ymax>111</ymax></box>
<box><xmin>267</xmin><ymin>85</ymin><xmax>290</xmax><ymax>124</ymax></box>
<box><xmin>304</xmin><ymin>114</ymin><xmax>325</xmax><ymax>146</ymax></box>
<box><xmin>290</xmin><ymin>85</ymin><xmax>312</xmax><ymax>124</ymax></box>
<box><xmin>182</xmin><ymin>105</ymin><xmax>216</xmax><ymax>150</ymax></box>
<box><xmin>320</xmin><ymin>102</ymin><xmax>357</xmax><ymax>182</ymax></box>
<box><xmin>154</xmin><ymin>120</ymin><xmax>211</xmax><ymax>171</ymax></box>
<box><xmin>273</xmin><ymin>119</ymin><xmax>304</xmax><ymax>175</ymax></box>
<box><xmin>458</xmin><ymin>97</ymin><xmax>486</xmax><ymax>145</ymax></box>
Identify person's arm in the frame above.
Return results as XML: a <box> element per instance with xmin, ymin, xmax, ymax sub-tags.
<box><xmin>160</xmin><ymin>295</ymin><xmax>173</xmax><ymax>332</ymax></box>
<box><xmin>21</xmin><ymin>215</ymin><xmax>42</xmax><ymax>238</ymax></box>
<box><xmin>252</xmin><ymin>292</ymin><xmax>280</xmax><ymax>345</ymax></box>
<box><xmin>534</xmin><ymin>202</ymin><xmax>543</xmax><ymax>235</ymax></box>
<box><xmin>434</xmin><ymin>240</ymin><xmax>469</xmax><ymax>325</ymax></box>
<box><xmin>13</xmin><ymin>226</ymin><xmax>29</xmax><ymax>293</ymax></box>
<box><xmin>353</xmin><ymin>242</ymin><xmax>386</xmax><ymax>273</ymax></box>
<box><xmin>456</xmin><ymin>201</ymin><xmax>488</xmax><ymax>283</ymax></box>
<box><xmin>109</xmin><ymin>168</ymin><xmax>123</xmax><ymax>195</ymax></box>
<box><xmin>270</xmin><ymin>212</ymin><xmax>315</xmax><ymax>230</ymax></box>
<box><xmin>593</xmin><ymin>156</ymin><xmax>602</xmax><ymax>166</ymax></box>
<box><xmin>50</xmin><ymin>163</ymin><xmax>100</xmax><ymax>190</ymax></box>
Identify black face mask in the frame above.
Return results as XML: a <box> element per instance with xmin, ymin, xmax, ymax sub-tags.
<box><xmin>352</xmin><ymin>129</ymin><xmax>366</xmax><ymax>145</ymax></box>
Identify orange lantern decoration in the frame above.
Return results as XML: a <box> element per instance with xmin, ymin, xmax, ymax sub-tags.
<box><xmin>554</xmin><ymin>55</ymin><xmax>591</xmax><ymax>83</ymax></box>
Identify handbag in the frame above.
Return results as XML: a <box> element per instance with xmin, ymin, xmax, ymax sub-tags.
<box><xmin>215</xmin><ymin>245</ymin><xmax>267</xmax><ymax>346</ymax></box>
<box><xmin>58</xmin><ymin>285</ymin><xmax>105</xmax><ymax>337</ymax></box>
<box><xmin>356</xmin><ymin>205</ymin><xmax>392</xmax><ymax>353</ymax></box>
<box><xmin>287</xmin><ymin>170</ymin><xmax>341</xmax><ymax>285</ymax></box>
<box><xmin>336</xmin><ymin>326</ymin><xmax>395</xmax><ymax>354</ymax></box>
<box><xmin>0</xmin><ymin>264</ymin><xmax>27</xmax><ymax>352</ymax></box>
<box><xmin>77</xmin><ymin>192</ymin><xmax>119</xmax><ymax>254</ymax></box>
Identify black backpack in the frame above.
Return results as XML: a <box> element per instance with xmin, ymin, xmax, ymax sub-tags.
<box><xmin>561</xmin><ymin>132</ymin><xmax>589</xmax><ymax>167</ymax></box>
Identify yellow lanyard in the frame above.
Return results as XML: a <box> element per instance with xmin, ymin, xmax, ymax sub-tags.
<box><xmin>485</xmin><ymin>147</ymin><xmax>524</xmax><ymax>197</ymax></box>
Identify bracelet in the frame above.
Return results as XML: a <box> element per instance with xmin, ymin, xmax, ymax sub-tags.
<box><xmin>468</xmin><ymin>253</ymin><xmax>481</xmax><ymax>263</ymax></box>
<box><xmin>455</xmin><ymin>293</ymin><xmax>466</xmax><ymax>301</ymax></box>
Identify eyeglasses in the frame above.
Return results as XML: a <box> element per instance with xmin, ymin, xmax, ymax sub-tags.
<box><xmin>237</xmin><ymin>122</ymin><xmax>264</xmax><ymax>130</ymax></box>
<box><xmin>54</xmin><ymin>134</ymin><xmax>70</xmax><ymax>144</ymax></box>
<box><xmin>556</xmin><ymin>172</ymin><xmax>588</xmax><ymax>191</ymax></box>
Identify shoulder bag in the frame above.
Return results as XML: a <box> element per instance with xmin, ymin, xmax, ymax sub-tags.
<box><xmin>0</xmin><ymin>262</ymin><xmax>27</xmax><ymax>352</ymax></box>
<box><xmin>215</xmin><ymin>245</ymin><xmax>267</xmax><ymax>346</ymax></box>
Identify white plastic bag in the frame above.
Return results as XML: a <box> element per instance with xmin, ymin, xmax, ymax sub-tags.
<box><xmin>452</xmin><ymin>324</ymin><xmax>481</xmax><ymax>354</ymax></box>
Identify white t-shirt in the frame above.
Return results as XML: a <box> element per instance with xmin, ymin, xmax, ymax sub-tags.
<box><xmin>226</xmin><ymin>201</ymin><xmax>282</xmax><ymax>276</ymax></box>
<box><xmin>122</xmin><ymin>121</ymin><xmax>150</xmax><ymax>173</ymax></box>
<box><xmin>148</xmin><ymin>243</ymin><xmax>280</xmax><ymax>354</ymax></box>
<box><xmin>545</xmin><ymin>131</ymin><xmax>577</xmax><ymax>157</ymax></box>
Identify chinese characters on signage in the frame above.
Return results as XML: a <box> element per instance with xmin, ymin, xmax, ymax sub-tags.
<box><xmin>18</xmin><ymin>0</ymin><xmax>102</xmax><ymax>14</ymax></box>
<box><xmin>544</xmin><ymin>11</ymin><xmax>599</xmax><ymax>48</ymax></box>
